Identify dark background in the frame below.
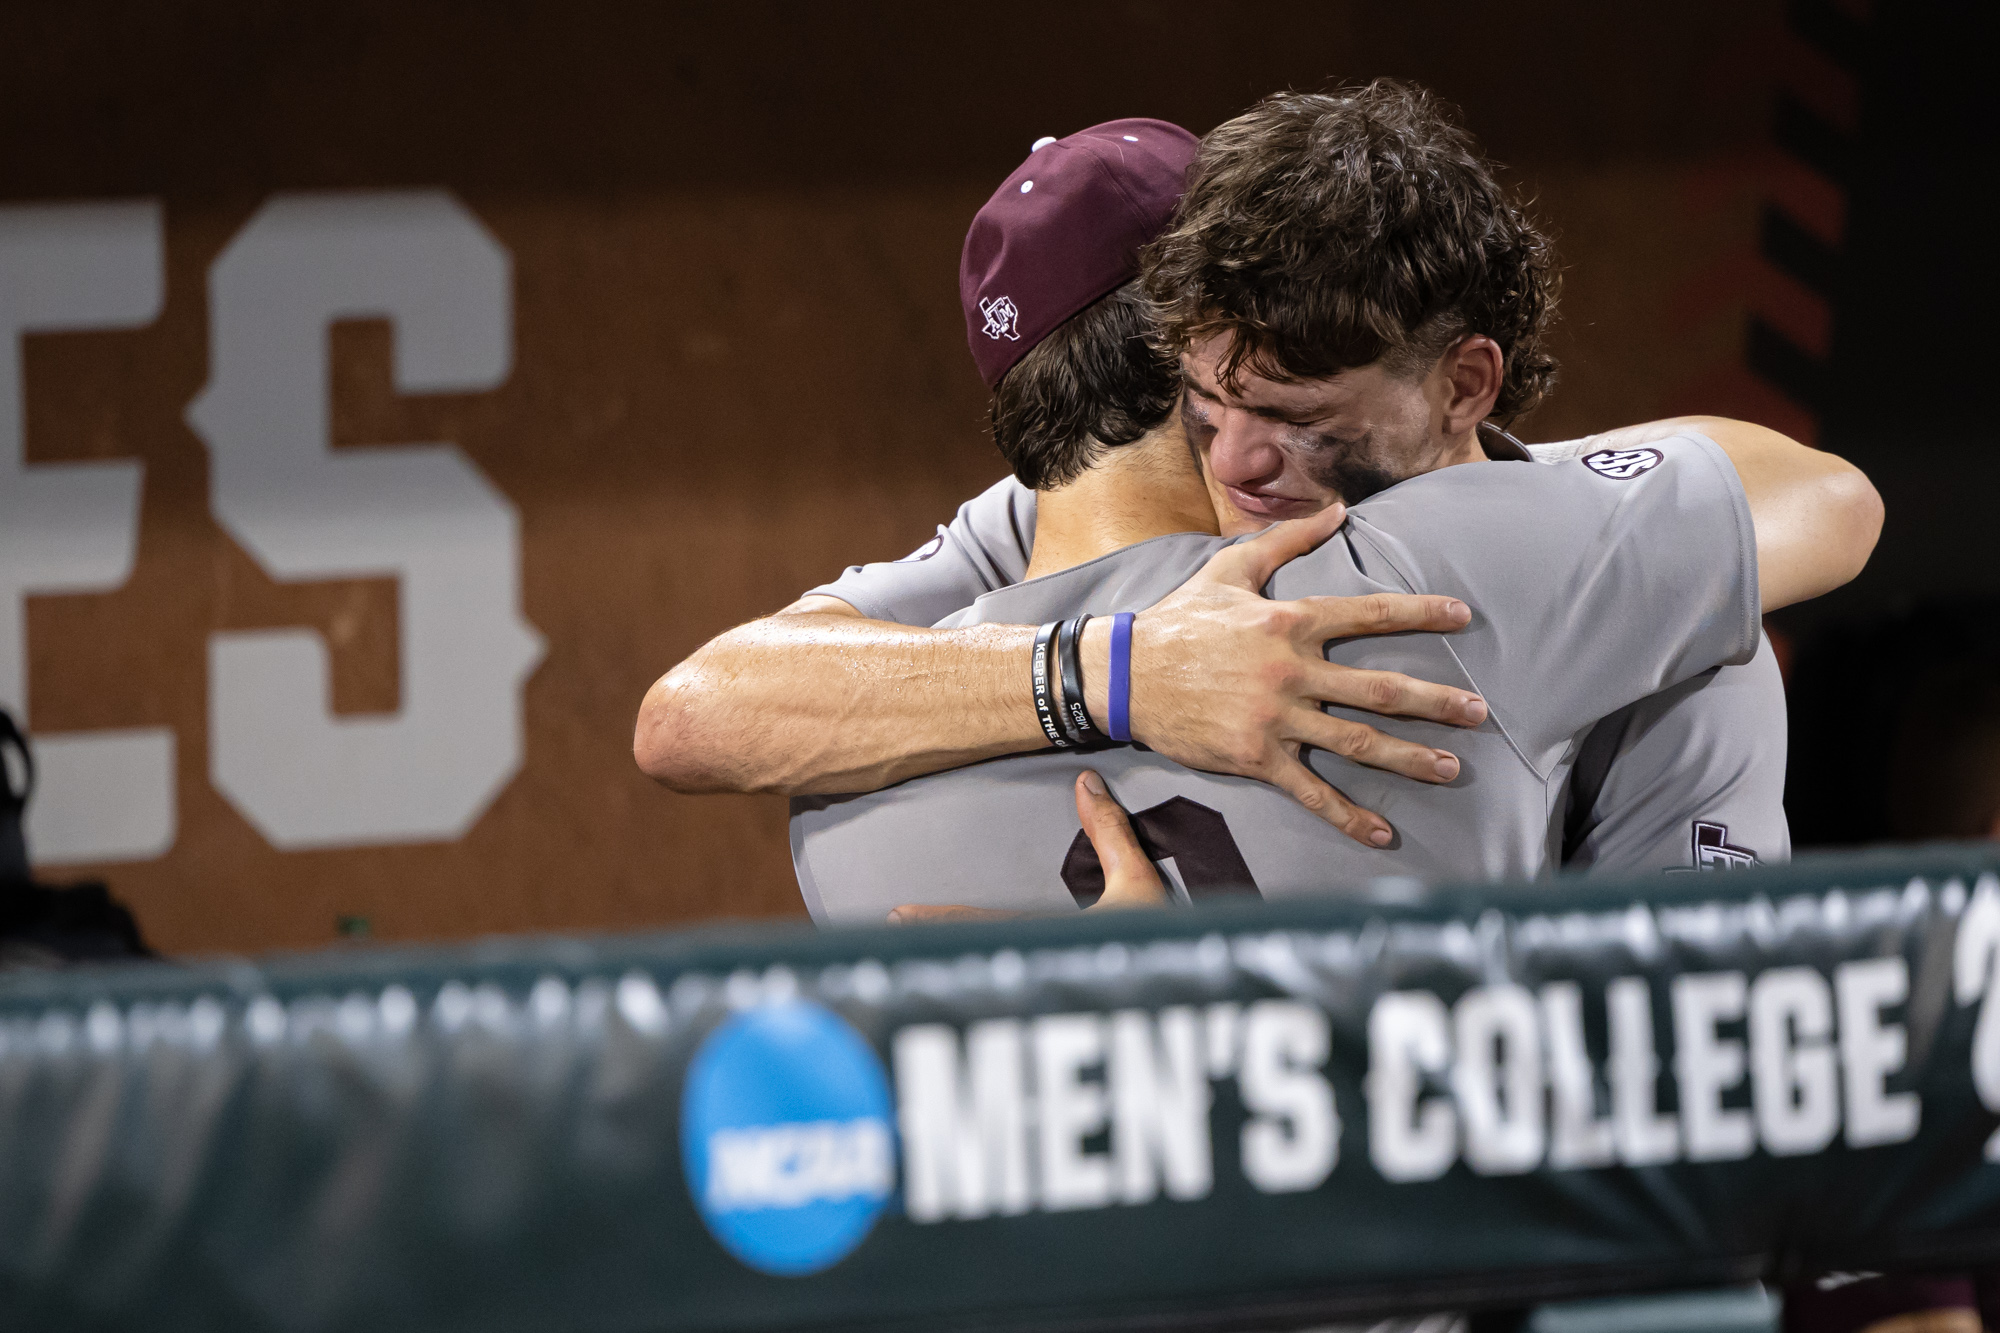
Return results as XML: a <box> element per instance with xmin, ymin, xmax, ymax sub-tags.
<box><xmin>2</xmin><ymin>0</ymin><xmax>1990</xmax><ymax>954</ymax></box>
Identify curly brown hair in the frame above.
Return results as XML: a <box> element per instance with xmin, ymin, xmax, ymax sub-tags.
<box><xmin>1143</xmin><ymin>80</ymin><xmax>1560</xmax><ymax>423</ymax></box>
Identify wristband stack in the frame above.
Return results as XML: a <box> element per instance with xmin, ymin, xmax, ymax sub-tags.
<box><xmin>1031</xmin><ymin>612</ymin><xmax>1135</xmax><ymax>750</ymax></box>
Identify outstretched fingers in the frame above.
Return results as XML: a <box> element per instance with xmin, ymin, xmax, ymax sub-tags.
<box><xmin>1306</xmin><ymin>661</ymin><xmax>1488</xmax><ymax>727</ymax></box>
<box><xmin>1268</xmin><ymin>753</ymin><xmax>1394</xmax><ymax>846</ymax></box>
<box><xmin>1292</xmin><ymin>711</ymin><xmax>1462</xmax><ymax>783</ymax></box>
<box><xmin>1296</xmin><ymin>591</ymin><xmax>1472</xmax><ymax>640</ymax></box>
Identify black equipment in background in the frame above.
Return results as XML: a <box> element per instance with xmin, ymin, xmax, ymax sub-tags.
<box><xmin>0</xmin><ymin>708</ymin><xmax>152</xmax><ymax>967</ymax></box>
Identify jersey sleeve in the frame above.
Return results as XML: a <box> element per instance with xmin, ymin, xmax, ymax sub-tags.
<box><xmin>1524</xmin><ymin>438</ymin><xmax>1598</xmax><ymax>464</ymax></box>
<box><xmin>801</xmin><ymin>476</ymin><xmax>1036</xmax><ymax>626</ymax></box>
<box><xmin>1563</xmin><ymin>633</ymin><xmax>1791</xmax><ymax>874</ymax></box>
<box><xmin>1288</xmin><ymin>430</ymin><xmax>1760</xmax><ymax>773</ymax></box>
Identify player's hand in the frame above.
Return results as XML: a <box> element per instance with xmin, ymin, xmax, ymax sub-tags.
<box><xmin>886</xmin><ymin>772</ymin><xmax>1168</xmax><ymax>923</ymax></box>
<box><xmin>1120</xmin><ymin>503</ymin><xmax>1488</xmax><ymax>847</ymax></box>
<box><xmin>1071</xmin><ymin>770</ymin><xmax>1169</xmax><ymax>909</ymax></box>
<box><xmin>885</xmin><ymin>904</ymin><xmax>1023</xmax><ymax>924</ymax></box>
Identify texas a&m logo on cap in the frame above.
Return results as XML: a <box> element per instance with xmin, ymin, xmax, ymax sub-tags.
<box><xmin>1583</xmin><ymin>447</ymin><xmax>1663</xmax><ymax>479</ymax></box>
<box><xmin>979</xmin><ymin>295</ymin><xmax>1021</xmax><ymax>342</ymax></box>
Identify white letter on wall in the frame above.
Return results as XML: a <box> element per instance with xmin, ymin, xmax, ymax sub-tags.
<box><xmin>0</xmin><ymin>201</ymin><xmax>175</xmax><ymax>865</ymax></box>
<box><xmin>188</xmin><ymin>191</ymin><xmax>543</xmax><ymax>848</ymax></box>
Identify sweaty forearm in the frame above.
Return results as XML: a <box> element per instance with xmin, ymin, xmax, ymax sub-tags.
<box><xmin>636</xmin><ymin>520</ymin><xmax>1485</xmax><ymax>841</ymax></box>
<box><xmin>635</xmin><ymin>607</ymin><xmax>1047</xmax><ymax>795</ymax></box>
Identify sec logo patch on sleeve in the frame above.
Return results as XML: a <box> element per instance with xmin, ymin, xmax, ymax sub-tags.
<box><xmin>1583</xmin><ymin>446</ymin><xmax>1664</xmax><ymax>479</ymax></box>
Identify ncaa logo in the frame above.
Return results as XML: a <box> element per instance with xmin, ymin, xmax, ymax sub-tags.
<box><xmin>1582</xmin><ymin>446</ymin><xmax>1663</xmax><ymax>480</ymax></box>
<box><xmin>682</xmin><ymin>1000</ymin><xmax>896</xmax><ymax>1276</ymax></box>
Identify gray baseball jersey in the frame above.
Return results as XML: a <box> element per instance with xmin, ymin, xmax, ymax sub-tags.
<box><xmin>808</xmin><ymin>477</ymin><xmax>1036</xmax><ymax>624</ymax></box>
<box><xmin>805</xmin><ymin>451</ymin><xmax>1790</xmax><ymax>882</ymax></box>
<box><xmin>791</xmin><ymin>434</ymin><xmax>1761</xmax><ymax>923</ymax></box>
<box><xmin>1561</xmin><ymin>630</ymin><xmax>1790</xmax><ymax>873</ymax></box>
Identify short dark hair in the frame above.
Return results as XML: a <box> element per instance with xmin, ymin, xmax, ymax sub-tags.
<box><xmin>1144</xmin><ymin>81</ymin><xmax>1560</xmax><ymax>422</ymax></box>
<box><xmin>989</xmin><ymin>279</ymin><xmax>1178</xmax><ymax>490</ymax></box>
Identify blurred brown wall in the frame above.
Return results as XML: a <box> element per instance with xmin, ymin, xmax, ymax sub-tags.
<box><xmin>0</xmin><ymin>0</ymin><xmax>1824</xmax><ymax>955</ymax></box>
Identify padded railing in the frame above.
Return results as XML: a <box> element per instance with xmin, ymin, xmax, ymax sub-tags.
<box><xmin>6</xmin><ymin>845</ymin><xmax>2000</xmax><ymax>1332</ymax></box>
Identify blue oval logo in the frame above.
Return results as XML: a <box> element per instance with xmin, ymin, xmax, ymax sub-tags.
<box><xmin>681</xmin><ymin>1000</ymin><xmax>896</xmax><ymax>1276</ymax></box>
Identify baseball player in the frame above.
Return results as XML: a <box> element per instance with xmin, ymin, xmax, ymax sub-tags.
<box><xmin>636</xmin><ymin>119</ymin><xmax>1492</xmax><ymax>849</ymax></box>
<box><xmin>637</xmin><ymin>89</ymin><xmax>1877</xmax><ymax>913</ymax></box>
<box><xmin>788</xmin><ymin>89</ymin><xmax>1873</xmax><ymax>920</ymax></box>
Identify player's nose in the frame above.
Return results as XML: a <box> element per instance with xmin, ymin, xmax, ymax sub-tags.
<box><xmin>1207</xmin><ymin>410</ymin><xmax>1286</xmax><ymax>487</ymax></box>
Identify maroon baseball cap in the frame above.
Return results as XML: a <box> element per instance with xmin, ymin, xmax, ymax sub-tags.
<box><xmin>959</xmin><ymin>118</ymin><xmax>1199</xmax><ymax>389</ymax></box>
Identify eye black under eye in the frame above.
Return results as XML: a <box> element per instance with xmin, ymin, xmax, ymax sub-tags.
<box><xmin>1285</xmin><ymin>425</ymin><xmax>1355</xmax><ymax>448</ymax></box>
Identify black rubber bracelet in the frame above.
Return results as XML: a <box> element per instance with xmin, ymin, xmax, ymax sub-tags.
<box><xmin>1031</xmin><ymin>621</ymin><xmax>1071</xmax><ymax>749</ymax></box>
<box><xmin>1057</xmin><ymin>614</ymin><xmax>1109</xmax><ymax>749</ymax></box>
<box><xmin>1054</xmin><ymin>615</ymin><xmax>1087</xmax><ymax>746</ymax></box>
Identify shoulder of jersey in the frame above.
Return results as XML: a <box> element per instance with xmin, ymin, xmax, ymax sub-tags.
<box><xmin>1580</xmin><ymin>446</ymin><xmax>1666</xmax><ymax>481</ymax></box>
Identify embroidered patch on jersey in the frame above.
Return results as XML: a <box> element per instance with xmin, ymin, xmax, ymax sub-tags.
<box><xmin>1687</xmin><ymin>820</ymin><xmax>1757</xmax><ymax>870</ymax></box>
<box><xmin>1582</xmin><ymin>446</ymin><xmax>1663</xmax><ymax>479</ymax></box>
<box><xmin>893</xmin><ymin>532</ymin><xmax>946</xmax><ymax>563</ymax></box>
<box><xmin>979</xmin><ymin>295</ymin><xmax>1021</xmax><ymax>341</ymax></box>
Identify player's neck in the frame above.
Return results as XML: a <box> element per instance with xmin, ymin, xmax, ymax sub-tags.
<box><xmin>1025</xmin><ymin>421</ymin><xmax>1219</xmax><ymax>581</ymax></box>
<box><xmin>1433</xmin><ymin>427</ymin><xmax>1493</xmax><ymax>471</ymax></box>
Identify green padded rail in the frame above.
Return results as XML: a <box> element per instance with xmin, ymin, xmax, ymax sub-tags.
<box><xmin>6</xmin><ymin>845</ymin><xmax>2000</xmax><ymax>1332</ymax></box>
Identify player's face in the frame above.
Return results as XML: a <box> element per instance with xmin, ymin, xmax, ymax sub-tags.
<box><xmin>1180</xmin><ymin>333</ymin><xmax>1448</xmax><ymax>537</ymax></box>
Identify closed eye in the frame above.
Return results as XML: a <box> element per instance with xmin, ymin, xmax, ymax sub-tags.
<box><xmin>1179</xmin><ymin>373</ymin><xmax>1220</xmax><ymax>403</ymax></box>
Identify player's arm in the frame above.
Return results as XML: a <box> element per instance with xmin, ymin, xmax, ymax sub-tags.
<box><xmin>634</xmin><ymin>505</ymin><xmax>1489</xmax><ymax>846</ymax></box>
<box><xmin>1581</xmin><ymin>417</ymin><xmax>1882</xmax><ymax>609</ymax></box>
<box><xmin>636</xmin><ymin>595</ymin><xmax>1043</xmax><ymax>794</ymax></box>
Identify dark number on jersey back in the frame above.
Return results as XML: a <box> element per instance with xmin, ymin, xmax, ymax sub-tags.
<box><xmin>1060</xmin><ymin>795</ymin><xmax>1261</xmax><ymax>907</ymax></box>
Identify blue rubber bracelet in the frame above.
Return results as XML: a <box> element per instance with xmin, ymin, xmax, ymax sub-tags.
<box><xmin>1107</xmin><ymin>611</ymin><xmax>1134</xmax><ymax>743</ymax></box>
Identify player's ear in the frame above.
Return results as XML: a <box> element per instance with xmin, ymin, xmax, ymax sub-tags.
<box><xmin>1438</xmin><ymin>335</ymin><xmax>1505</xmax><ymax>437</ymax></box>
